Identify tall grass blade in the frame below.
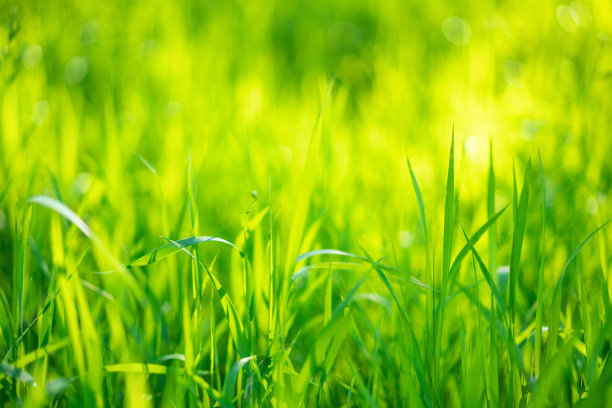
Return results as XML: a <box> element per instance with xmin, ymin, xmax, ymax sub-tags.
<box><xmin>435</xmin><ymin>127</ymin><xmax>455</xmax><ymax>403</ymax></box>
<box><xmin>487</xmin><ymin>140</ymin><xmax>499</xmax><ymax>407</ymax></box>
<box><xmin>534</xmin><ymin>152</ymin><xmax>546</xmax><ymax>378</ymax></box>
<box><xmin>545</xmin><ymin>221</ymin><xmax>610</xmax><ymax>362</ymax></box>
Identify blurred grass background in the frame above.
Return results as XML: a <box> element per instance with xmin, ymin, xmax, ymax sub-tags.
<box><xmin>2</xmin><ymin>0</ymin><xmax>611</xmax><ymax>249</ymax></box>
<box><xmin>1</xmin><ymin>0</ymin><xmax>612</xmax><ymax>406</ymax></box>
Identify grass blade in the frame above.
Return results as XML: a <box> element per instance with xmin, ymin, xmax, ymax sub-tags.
<box><xmin>487</xmin><ymin>140</ymin><xmax>499</xmax><ymax>407</ymax></box>
<box><xmin>448</xmin><ymin>203</ymin><xmax>510</xmax><ymax>287</ymax></box>
<box><xmin>406</xmin><ymin>158</ymin><xmax>428</xmax><ymax>246</ymax></box>
<box><xmin>459</xmin><ymin>222</ymin><xmax>508</xmax><ymax>326</ymax></box>
<box><xmin>161</xmin><ymin>237</ymin><xmax>249</xmax><ymax>357</ymax></box>
<box><xmin>545</xmin><ymin>221</ymin><xmax>610</xmax><ymax>362</ymax></box>
<box><xmin>435</xmin><ymin>127</ymin><xmax>455</xmax><ymax>401</ymax></box>
<box><xmin>534</xmin><ymin>152</ymin><xmax>546</xmax><ymax>378</ymax></box>
<box><xmin>129</xmin><ymin>236</ymin><xmax>241</xmax><ymax>267</ymax></box>
<box><xmin>223</xmin><ymin>355</ymin><xmax>256</xmax><ymax>403</ymax></box>
<box><xmin>509</xmin><ymin>162</ymin><xmax>530</xmax><ymax>335</ymax></box>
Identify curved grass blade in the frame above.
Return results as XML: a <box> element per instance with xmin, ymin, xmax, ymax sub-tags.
<box><xmin>129</xmin><ymin>236</ymin><xmax>241</xmax><ymax>268</ymax></box>
<box><xmin>28</xmin><ymin>195</ymin><xmax>144</xmax><ymax>299</ymax></box>
<box><xmin>160</xmin><ymin>237</ymin><xmax>249</xmax><ymax>357</ymax></box>
<box><xmin>545</xmin><ymin>221</ymin><xmax>609</xmax><ymax>362</ymax></box>
<box><xmin>223</xmin><ymin>355</ymin><xmax>256</xmax><ymax>403</ymax></box>
<box><xmin>297</xmin><ymin>249</ymin><xmax>367</xmax><ymax>263</ymax></box>
<box><xmin>360</xmin><ymin>247</ymin><xmax>432</xmax><ymax>407</ymax></box>
<box><xmin>295</xmin><ymin>249</ymin><xmax>432</xmax><ymax>290</ymax></box>
<box><xmin>459</xmin><ymin>222</ymin><xmax>508</xmax><ymax>326</ymax></box>
<box><xmin>291</xmin><ymin>261</ymin><xmax>365</xmax><ymax>285</ymax></box>
<box><xmin>29</xmin><ymin>195</ymin><xmax>94</xmax><ymax>239</ymax></box>
<box><xmin>448</xmin><ymin>203</ymin><xmax>510</xmax><ymax>286</ymax></box>
<box><xmin>3</xmin><ymin>249</ymin><xmax>89</xmax><ymax>362</ymax></box>
<box><xmin>154</xmin><ymin>354</ymin><xmax>186</xmax><ymax>363</ymax></box>
<box><xmin>11</xmin><ymin>338</ymin><xmax>70</xmax><ymax>368</ymax></box>
<box><xmin>295</xmin><ymin>272</ymin><xmax>369</xmax><ymax>399</ymax></box>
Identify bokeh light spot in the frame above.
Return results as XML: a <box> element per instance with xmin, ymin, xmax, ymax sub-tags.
<box><xmin>504</xmin><ymin>60</ymin><xmax>523</xmax><ymax>87</ymax></box>
<box><xmin>557</xmin><ymin>5</ymin><xmax>578</xmax><ymax>33</ymax></box>
<box><xmin>22</xmin><ymin>44</ymin><xmax>43</xmax><ymax>68</ymax></box>
<box><xmin>31</xmin><ymin>100</ymin><xmax>49</xmax><ymax>126</ymax></box>
<box><xmin>80</xmin><ymin>20</ymin><xmax>100</xmax><ymax>46</ymax></box>
<box><xmin>64</xmin><ymin>57</ymin><xmax>88</xmax><ymax>85</ymax></box>
<box><xmin>442</xmin><ymin>16</ymin><xmax>472</xmax><ymax>45</ymax></box>
<box><xmin>399</xmin><ymin>230</ymin><xmax>414</xmax><ymax>248</ymax></box>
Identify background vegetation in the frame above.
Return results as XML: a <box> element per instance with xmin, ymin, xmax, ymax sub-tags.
<box><xmin>1</xmin><ymin>0</ymin><xmax>611</xmax><ymax>406</ymax></box>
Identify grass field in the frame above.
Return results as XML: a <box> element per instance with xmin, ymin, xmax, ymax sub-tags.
<box><xmin>1</xmin><ymin>0</ymin><xmax>612</xmax><ymax>406</ymax></box>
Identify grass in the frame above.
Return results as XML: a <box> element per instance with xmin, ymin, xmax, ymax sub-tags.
<box><xmin>2</xmin><ymin>0</ymin><xmax>612</xmax><ymax>406</ymax></box>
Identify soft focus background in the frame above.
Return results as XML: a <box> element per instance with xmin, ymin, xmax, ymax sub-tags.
<box><xmin>1</xmin><ymin>0</ymin><xmax>611</xmax><ymax>406</ymax></box>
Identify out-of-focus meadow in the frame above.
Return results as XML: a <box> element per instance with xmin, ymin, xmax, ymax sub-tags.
<box><xmin>1</xmin><ymin>0</ymin><xmax>611</xmax><ymax>406</ymax></box>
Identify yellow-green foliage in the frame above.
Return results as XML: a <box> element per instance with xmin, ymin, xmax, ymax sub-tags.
<box><xmin>1</xmin><ymin>0</ymin><xmax>611</xmax><ymax>406</ymax></box>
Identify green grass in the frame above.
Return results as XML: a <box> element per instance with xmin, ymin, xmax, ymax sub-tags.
<box><xmin>1</xmin><ymin>0</ymin><xmax>612</xmax><ymax>406</ymax></box>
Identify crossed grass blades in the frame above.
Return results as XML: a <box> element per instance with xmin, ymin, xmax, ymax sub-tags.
<box><xmin>1</xmin><ymin>118</ymin><xmax>610</xmax><ymax>406</ymax></box>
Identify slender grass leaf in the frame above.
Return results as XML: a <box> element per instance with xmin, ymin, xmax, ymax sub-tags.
<box><xmin>295</xmin><ymin>249</ymin><xmax>432</xmax><ymax>290</ymax></box>
<box><xmin>448</xmin><ymin>203</ymin><xmax>510</xmax><ymax>286</ymax></box>
<box><xmin>223</xmin><ymin>355</ymin><xmax>256</xmax><ymax>402</ymax></box>
<box><xmin>459</xmin><ymin>222</ymin><xmax>508</xmax><ymax>326</ymax></box>
<box><xmin>546</xmin><ymin>221</ymin><xmax>609</xmax><ymax>361</ymax></box>
<box><xmin>487</xmin><ymin>139</ymin><xmax>499</xmax><ymax>407</ymax></box>
<box><xmin>161</xmin><ymin>237</ymin><xmax>249</xmax><ymax>357</ymax></box>
<box><xmin>129</xmin><ymin>236</ymin><xmax>240</xmax><ymax>267</ymax></box>
<box><xmin>406</xmin><ymin>158</ymin><xmax>428</xmax><ymax>245</ymax></box>
<box><xmin>509</xmin><ymin>162</ymin><xmax>530</xmax><ymax>334</ymax></box>
<box><xmin>535</xmin><ymin>152</ymin><xmax>546</xmax><ymax>378</ymax></box>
